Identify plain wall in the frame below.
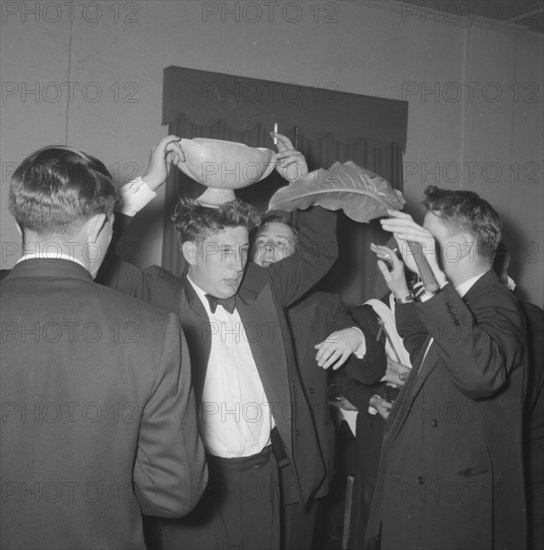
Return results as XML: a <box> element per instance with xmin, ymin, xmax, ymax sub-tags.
<box><xmin>1</xmin><ymin>0</ymin><xmax>542</xmax><ymax>305</ymax></box>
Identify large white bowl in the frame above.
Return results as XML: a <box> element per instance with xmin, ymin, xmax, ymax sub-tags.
<box><xmin>177</xmin><ymin>138</ymin><xmax>276</xmax><ymax>189</ymax></box>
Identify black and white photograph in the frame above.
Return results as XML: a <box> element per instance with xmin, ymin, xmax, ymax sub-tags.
<box><xmin>1</xmin><ymin>1</ymin><xmax>543</xmax><ymax>549</ymax></box>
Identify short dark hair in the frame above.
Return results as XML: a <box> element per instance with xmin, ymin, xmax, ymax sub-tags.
<box><xmin>172</xmin><ymin>196</ymin><xmax>261</xmax><ymax>244</ymax></box>
<box><xmin>9</xmin><ymin>146</ymin><xmax>118</xmax><ymax>236</ymax></box>
<box><xmin>255</xmin><ymin>213</ymin><xmax>299</xmax><ymax>242</ymax></box>
<box><xmin>423</xmin><ymin>185</ymin><xmax>502</xmax><ymax>262</ymax></box>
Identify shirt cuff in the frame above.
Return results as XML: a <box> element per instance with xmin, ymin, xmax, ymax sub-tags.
<box><xmin>351</xmin><ymin>327</ymin><xmax>367</xmax><ymax>359</ymax></box>
<box><xmin>117</xmin><ymin>177</ymin><xmax>157</xmax><ymax>217</ymax></box>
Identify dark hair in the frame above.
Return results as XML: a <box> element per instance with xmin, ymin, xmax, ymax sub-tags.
<box><xmin>9</xmin><ymin>145</ymin><xmax>118</xmax><ymax>236</ymax></box>
<box><xmin>255</xmin><ymin>213</ymin><xmax>299</xmax><ymax>242</ymax></box>
<box><xmin>172</xmin><ymin>196</ymin><xmax>261</xmax><ymax>244</ymax></box>
<box><xmin>423</xmin><ymin>185</ymin><xmax>502</xmax><ymax>262</ymax></box>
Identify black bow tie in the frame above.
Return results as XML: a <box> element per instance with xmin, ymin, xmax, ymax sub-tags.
<box><xmin>205</xmin><ymin>294</ymin><xmax>236</xmax><ymax>314</ymax></box>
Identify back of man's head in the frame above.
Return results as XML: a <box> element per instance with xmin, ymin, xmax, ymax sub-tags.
<box><xmin>172</xmin><ymin>197</ymin><xmax>260</xmax><ymax>245</ymax></box>
<box><xmin>423</xmin><ymin>185</ymin><xmax>502</xmax><ymax>264</ymax></box>
<box><xmin>9</xmin><ymin>146</ymin><xmax>118</xmax><ymax>238</ymax></box>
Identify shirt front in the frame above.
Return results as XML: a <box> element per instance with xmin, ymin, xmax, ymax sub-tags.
<box><xmin>187</xmin><ymin>277</ymin><xmax>274</xmax><ymax>458</ymax></box>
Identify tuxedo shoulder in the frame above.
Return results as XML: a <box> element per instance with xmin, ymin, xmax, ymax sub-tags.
<box><xmin>91</xmin><ymin>280</ymin><xmax>176</xmax><ymax>327</ymax></box>
<box><xmin>241</xmin><ymin>262</ymin><xmax>270</xmax><ymax>291</ymax></box>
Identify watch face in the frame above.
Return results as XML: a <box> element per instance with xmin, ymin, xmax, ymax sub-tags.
<box><xmin>394</xmin><ymin>294</ymin><xmax>414</xmax><ymax>304</ymax></box>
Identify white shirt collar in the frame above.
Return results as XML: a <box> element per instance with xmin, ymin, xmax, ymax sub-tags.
<box><xmin>186</xmin><ymin>275</ymin><xmax>214</xmax><ymax>312</ymax></box>
<box><xmin>16</xmin><ymin>253</ymin><xmax>88</xmax><ymax>272</ymax></box>
<box><xmin>455</xmin><ymin>270</ymin><xmax>488</xmax><ymax>298</ymax></box>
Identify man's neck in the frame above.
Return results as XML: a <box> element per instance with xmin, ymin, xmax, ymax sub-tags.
<box><xmin>21</xmin><ymin>236</ymin><xmax>90</xmax><ymax>273</ymax></box>
<box><xmin>447</xmin><ymin>257</ymin><xmax>490</xmax><ymax>288</ymax></box>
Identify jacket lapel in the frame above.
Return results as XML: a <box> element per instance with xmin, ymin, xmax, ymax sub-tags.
<box><xmin>178</xmin><ymin>277</ymin><xmax>213</xmax><ymax>400</ymax></box>
<box><xmin>385</xmin><ymin>338</ymin><xmax>439</xmax><ymax>443</ymax></box>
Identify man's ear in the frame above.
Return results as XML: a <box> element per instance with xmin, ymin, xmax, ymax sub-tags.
<box><xmin>84</xmin><ymin>213</ymin><xmax>108</xmax><ymax>243</ymax></box>
<box><xmin>458</xmin><ymin>233</ymin><xmax>475</xmax><ymax>260</ymax></box>
<box><xmin>182</xmin><ymin>241</ymin><xmax>198</xmax><ymax>265</ymax></box>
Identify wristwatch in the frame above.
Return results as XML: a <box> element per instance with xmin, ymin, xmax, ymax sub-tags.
<box><xmin>393</xmin><ymin>292</ymin><xmax>415</xmax><ymax>304</ymax></box>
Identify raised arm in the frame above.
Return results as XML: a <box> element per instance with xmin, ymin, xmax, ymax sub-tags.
<box><xmin>264</xmin><ymin>134</ymin><xmax>338</xmax><ymax>306</ymax></box>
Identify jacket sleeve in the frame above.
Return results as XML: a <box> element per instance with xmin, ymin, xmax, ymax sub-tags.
<box><xmin>335</xmin><ymin>370</ymin><xmax>384</xmax><ymax>412</ymax></box>
<box><xmin>397</xmin><ymin>279</ymin><xmax>525</xmax><ymax>399</ymax></box>
<box><xmin>342</xmin><ymin>304</ymin><xmax>387</xmax><ymax>385</ymax></box>
<box><xmin>265</xmin><ymin>206</ymin><xmax>338</xmax><ymax>307</ymax></box>
<box><xmin>133</xmin><ymin>313</ymin><xmax>208</xmax><ymax>517</ymax></box>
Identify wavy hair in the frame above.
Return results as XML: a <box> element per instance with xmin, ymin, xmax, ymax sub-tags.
<box><xmin>172</xmin><ymin>196</ymin><xmax>261</xmax><ymax>244</ymax></box>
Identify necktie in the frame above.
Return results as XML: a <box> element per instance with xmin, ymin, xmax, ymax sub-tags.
<box><xmin>205</xmin><ymin>293</ymin><xmax>236</xmax><ymax>314</ymax></box>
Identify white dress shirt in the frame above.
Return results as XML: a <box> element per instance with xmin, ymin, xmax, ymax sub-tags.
<box><xmin>187</xmin><ymin>277</ymin><xmax>274</xmax><ymax>458</ymax></box>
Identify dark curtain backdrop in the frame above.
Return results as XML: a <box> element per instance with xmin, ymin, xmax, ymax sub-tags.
<box><xmin>161</xmin><ymin>68</ymin><xmax>407</xmax><ymax>306</ymax></box>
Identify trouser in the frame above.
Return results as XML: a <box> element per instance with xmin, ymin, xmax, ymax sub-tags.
<box><xmin>156</xmin><ymin>445</ymin><xmax>280</xmax><ymax>550</ymax></box>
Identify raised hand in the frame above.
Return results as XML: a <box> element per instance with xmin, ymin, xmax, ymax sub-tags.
<box><xmin>380</xmin><ymin>210</ymin><xmax>447</xmax><ymax>288</ymax></box>
<box><xmin>381</xmin><ymin>357</ymin><xmax>411</xmax><ymax>386</ymax></box>
<box><xmin>370</xmin><ymin>242</ymin><xmax>410</xmax><ymax>298</ymax></box>
<box><xmin>271</xmin><ymin>132</ymin><xmax>308</xmax><ymax>184</ymax></box>
<box><xmin>142</xmin><ymin>135</ymin><xmax>185</xmax><ymax>191</ymax></box>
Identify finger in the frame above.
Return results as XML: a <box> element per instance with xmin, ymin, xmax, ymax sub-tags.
<box><xmin>167</xmin><ymin>141</ymin><xmax>185</xmax><ymax>162</ymax></box>
<box><xmin>316</xmin><ymin>340</ymin><xmax>338</xmax><ymax>365</ymax></box>
<box><xmin>158</xmin><ymin>135</ymin><xmax>181</xmax><ymax>150</ymax></box>
<box><xmin>275</xmin><ymin>150</ymin><xmax>301</xmax><ymax>160</ymax></box>
<box><xmin>315</xmin><ymin>341</ymin><xmax>335</xmax><ymax>364</ymax></box>
<box><xmin>270</xmin><ymin>132</ymin><xmax>294</xmax><ymax>151</ymax></box>
<box><xmin>331</xmin><ymin>352</ymin><xmax>350</xmax><ymax>370</ymax></box>
<box><xmin>321</xmin><ymin>349</ymin><xmax>342</xmax><ymax>369</ymax></box>
<box><xmin>377</xmin><ymin>260</ymin><xmax>393</xmax><ymax>280</ymax></box>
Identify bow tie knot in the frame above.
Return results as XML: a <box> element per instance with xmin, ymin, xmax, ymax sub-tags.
<box><xmin>205</xmin><ymin>293</ymin><xmax>236</xmax><ymax>314</ymax></box>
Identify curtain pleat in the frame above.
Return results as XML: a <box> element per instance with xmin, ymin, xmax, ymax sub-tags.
<box><xmin>163</xmin><ymin>115</ymin><xmax>403</xmax><ymax>305</ymax></box>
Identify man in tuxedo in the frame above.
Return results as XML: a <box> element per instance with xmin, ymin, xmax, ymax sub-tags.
<box><xmin>252</xmin><ymin>212</ymin><xmax>386</xmax><ymax>549</ymax></box>
<box><xmin>364</xmin><ymin>186</ymin><xmax>527</xmax><ymax>549</ymax></box>
<box><xmin>98</xmin><ymin>134</ymin><xmax>338</xmax><ymax>549</ymax></box>
<box><xmin>0</xmin><ymin>146</ymin><xmax>207</xmax><ymax>550</ymax></box>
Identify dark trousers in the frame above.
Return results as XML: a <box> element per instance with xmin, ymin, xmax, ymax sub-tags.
<box><xmin>281</xmin><ymin>498</ymin><xmax>320</xmax><ymax>550</ymax></box>
<box><xmin>155</xmin><ymin>446</ymin><xmax>280</xmax><ymax>550</ymax></box>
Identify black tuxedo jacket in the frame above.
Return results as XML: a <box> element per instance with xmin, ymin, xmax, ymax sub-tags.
<box><xmin>0</xmin><ymin>259</ymin><xmax>206</xmax><ymax>550</ymax></box>
<box><xmin>98</xmin><ymin>207</ymin><xmax>338</xmax><ymax>504</ymax></box>
<box><xmin>286</xmin><ymin>292</ymin><xmax>386</xmax><ymax>500</ymax></box>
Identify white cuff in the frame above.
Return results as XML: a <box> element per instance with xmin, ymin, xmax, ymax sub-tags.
<box><xmin>351</xmin><ymin>327</ymin><xmax>367</xmax><ymax>359</ymax></box>
<box><xmin>117</xmin><ymin>177</ymin><xmax>157</xmax><ymax>217</ymax></box>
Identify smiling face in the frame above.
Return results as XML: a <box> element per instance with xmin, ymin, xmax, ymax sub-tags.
<box><xmin>184</xmin><ymin>225</ymin><xmax>249</xmax><ymax>298</ymax></box>
<box><xmin>252</xmin><ymin>221</ymin><xmax>297</xmax><ymax>267</ymax></box>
